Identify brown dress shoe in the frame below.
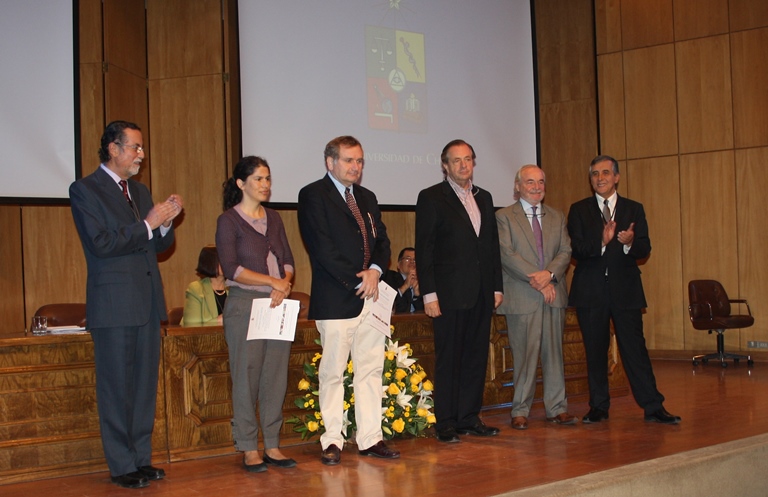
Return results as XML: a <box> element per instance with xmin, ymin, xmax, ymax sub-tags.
<box><xmin>321</xmin><ymin>444</ymin><xmax>341</xmax><ymax>466</ymax></box>
<box><xmin>511</xmin><ymin>416</ymin><xmax>528</xmax><ymax>430</ymax></box>
<box><xmin>547</xmin><ymin>412</ymin><xmax>578</xmax><ymax>425</ymax></box>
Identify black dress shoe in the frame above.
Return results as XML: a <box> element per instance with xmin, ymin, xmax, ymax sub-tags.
<box><xmin>358</xmin><ymin>440</ymin><xmax>400</xmax><ymax>459</ymax></box>
<box><xmin>644</xmin><ymin>407</ymin><xmax>681</xmax><ymax>425</ymax></box>
<box><xmin>321</xmin><ymin>444</ymin><xmax>341</xmax><ymax>466</ymax></box>
<box><xmin>111</xmin><ymin>471</ymin><xmax>149</xmax><ymax>489</ymax></box>
<box><xmin>243</xmin><ymin>458</ymin><xmax>268</xmax><ymax>473</ymax></box>
<box><xmin>582</xmin><ymin>408</ymin><xmax>609</xmax><ymax>424</ymax></box>
<box><xmin>436</xmin><ymin>427</ymin><xmax>460</xmax><ymax>443</ymax></box>
<box><xmin>456</xmin><ymin>421</ymin><xmax>500</xmax><ymax>437</ymax></box>
<box><xmin>137</xmin><ymin>465</ymin><xmax>165</xmax><ymax>480</ymax></box>
<box><xmin>263</xmin><ymin>453</ymin><xmax>297</xmax><ymax>468</ymax></box>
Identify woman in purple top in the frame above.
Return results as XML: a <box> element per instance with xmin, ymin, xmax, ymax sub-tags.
<box><xmin>215</xmin><ymin>156</ymin><xmax>297</xmax><ymax>472</ymax></box>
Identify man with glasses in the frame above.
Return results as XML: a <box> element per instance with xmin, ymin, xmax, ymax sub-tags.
<box><xmin>383</xmin><ymin>247</ymin><xmax>424</xmax><ymax>313</ymax></box>
<box><xmin>70</xmin><ymin>121</ymin><xmax>183</xmax><ymax>489</ymax></box>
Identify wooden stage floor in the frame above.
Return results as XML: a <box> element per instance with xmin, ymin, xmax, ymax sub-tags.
<box><xmin>2</xmin><ymin>358</ymin><xmax>766</xmax><ymax>496</ymax></box>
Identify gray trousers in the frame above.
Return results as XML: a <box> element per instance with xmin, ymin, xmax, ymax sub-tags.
<box><xmin>506</xmin><ymin>306</ymin><xmax>568</xmax><ymax>418</ymax></box>
<box><xmin>224</xmin><ymin>286</ymin><xmax>291</xmax><ymax>451</ymax></box>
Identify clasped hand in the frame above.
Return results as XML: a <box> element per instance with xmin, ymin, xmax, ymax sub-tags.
<box><xmin>356</xmin><ymin>268</ymin><xmax>380</xmax><ymax>301</ymax></box>
<box><xmin>146</xmin><ymin>194</ymin><xmax>183</xmax><ymax>229</ymax></box>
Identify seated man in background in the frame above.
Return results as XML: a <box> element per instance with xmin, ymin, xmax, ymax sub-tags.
<box><xmin>383</xmin><ymin>247</ymin><xmax>424</xmax><ymax>314</ymax></box>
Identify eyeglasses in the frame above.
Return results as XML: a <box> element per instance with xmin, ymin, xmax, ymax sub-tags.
<box><xmin>400</xmin><ymin>256</ymin><xmax>416</xmax><ymax>265</ymax></box>
<box><xmin>116</xmin><ymin>142</ymin><xmax>144</xmax><ymax>154</ymax></box>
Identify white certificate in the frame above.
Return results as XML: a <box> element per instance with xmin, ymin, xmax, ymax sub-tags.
<box><xmin>363</xmin><ymin>280</ymin><xmax>396</xmax><ymax>337</ymax></box>
<box><xmin>246</xmin><ymin>298</ymin><xmax>300</xmax><ymax>341</ymax></box>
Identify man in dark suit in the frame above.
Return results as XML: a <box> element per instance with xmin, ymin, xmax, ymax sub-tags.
<box><xmin>415</xmin><ymin>139</ymin><xmax>504</xmax><ymax>443</ymax></box>
<box><xmin>383</xmin><ymin>247</ymin><xmax>424</xmax><ymax>314</ymax></box>
<box><xmin>496</xmin><ymin>165</ymin><xmax>575</xmax><ymax>431</ymax></box>
<box><xmin>70</xmin><ymin>121</ymin><xmax>183</xmax><ymax>489</ymax></box>
<box><xmin>298</xmin><ymin>135</ymin><xmax>399</xmax><ymax>466</ymax></box>
<box><xmin>567</xmin><ymin>155</ymin><xmax>680</xmax><ymax>425</ymax></box>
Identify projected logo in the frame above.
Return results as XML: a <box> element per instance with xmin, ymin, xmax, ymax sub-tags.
<box><xmin>365</xmin><ymin>25</ymin><xmax>427</xmax><ymax>133</ymax></box>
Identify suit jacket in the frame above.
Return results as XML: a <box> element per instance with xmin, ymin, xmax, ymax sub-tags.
<box><xmin>415</xmin><ymin>181</ymin><xmax>503</xmax><ymax>311</ymax></box>
<box><xmin>298</xmin><ymin>174</ymin><xmax>391</xmax><ymax>320</ymax></box>
<box><xmin>70</xmin><ymin>166</ymin><xmax>174</xmax><ymax>328</ymax></box>
<box><xmin>495</xmin><ymin>201</ymin><xmax>571</xmax><ymax>315</ymax></box>
<box><xmin>567</xmin><ymin>195</ymin><xmax>650</xmax><ymax>309</ymax></box>
<box><xmin>182</xmin><ymin>277</ymin><xmax>225</xmax><ymax>325</ymax></box>
<box><xmin>383</xmin><ymin>269</ymin><xmax>424</xmax><ymax>314</ymax></box>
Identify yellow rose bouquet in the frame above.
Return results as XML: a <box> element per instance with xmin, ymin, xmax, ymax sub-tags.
<box><xmin>287</xmin><ymin>334</ymin><xmax>435</xmax><ymax>441</ymax></box>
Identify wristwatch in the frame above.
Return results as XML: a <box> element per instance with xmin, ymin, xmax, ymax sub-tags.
<box><xmin>549</xmin><ymin>271</ymin><xmax>557</xmax><ymax>283</ymax></box>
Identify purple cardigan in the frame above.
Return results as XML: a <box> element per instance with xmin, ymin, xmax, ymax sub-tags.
<box><xmin>215</xmin><ymin>207</ymin><xmax>295</xmax><ymax>281</ymax></box>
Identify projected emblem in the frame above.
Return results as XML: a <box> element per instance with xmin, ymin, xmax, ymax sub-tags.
<box><xmin>366</xmin><ymin>25</ymin><xmax>427</xmax><ymax>133</ymax></box>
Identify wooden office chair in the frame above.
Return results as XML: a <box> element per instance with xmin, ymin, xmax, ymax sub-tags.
<box><xmin>688</xmin><ymin>280</ymin><xmax>754</xmax><ymax>368</ymax></box>
<box><xmin>167</xmin><ymin>306</ymin><xmax>184</xmax><ymax>326</ymax></box>
<box><xmin>288</xmin><ymin>291</ymin><xmax>310</xmax><ymax>320</ymax></box>
<box><xmin>33</xmin><ymin>303</ymin><xmax>87</xmax><ymax>328</ymax></box>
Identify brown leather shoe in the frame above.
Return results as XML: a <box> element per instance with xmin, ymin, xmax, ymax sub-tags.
<box><xmin>511</xmin><ymin>416</ymin><xmax>528</xmax><ymax>430</ymax></box>
<box><xmin>358</xmin><ymin>441</ymin><xmax>400</xmax><ymax>459</ymax></box>
<box><xmin>321</xmin><ymin>444</ymin><xmax>341</xmax><ymax>466</ymax></box>
<box><xmin>547</xmin><ymin>412</ymin><xmax>578</xmax><ymax>425</ymax></box>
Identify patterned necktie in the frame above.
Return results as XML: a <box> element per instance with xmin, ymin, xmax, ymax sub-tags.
<box><xmin>345</xmin><ymin>187</ymin><xmax>370</xmax><ymax>269</ymax></box>
<box><xmin>532</xmin><ymin>205</ymin><xmax>545</xmax><ymax>270</ymax></box>
<box><xmin>118</xmin><ymin>180</ymin><xmax>133</xmax><ymax>209</ymax></box>
<box><xmin>602</xmin><ymin>199</ymin><xmax>611</xmax><ymax>224</ymax></box>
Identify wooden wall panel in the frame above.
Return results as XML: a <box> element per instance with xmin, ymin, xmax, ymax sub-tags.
<box><xmin>21</xmin><ymin>207</ymin><xmax>87</xmax><ymax>325</ymax></box>
<box><xmin>675</xmin><ymin>35</ymin><xmax>733</xmax><ymax>154</ymax></box>
<box><xmin>0</xmin><ymin>206</ymin><xmax>25</xmax><ymax>332</ymax></box>
<box><xmin>104</xmin><ymin>65</ymin><xmax>150</xmax><ymax>188</ymax></box>
<box><xmin>103</xmin><ymin>0</ymin><xmax>147</xmax><ymax>79</ymax></box>
<box><xmin>620</xmin><ymin>0</ymin><xmax>673</xmax><ymax>50</ymax></box>
<box><xmin>382</xmin><ymin>211</ymin><xmax>416</xmax><ymax>268</ymax></box>
<box><xmin>79</xmin><ymin>64</ymin><xmax>105</xmax><ymax>174</ymax></box>
<box><xmin>731</xmin><ymin>28</ymin><xmax>768</xmax><ymax>149</ymax></box>
<box><xmin>594</xmin><ymin>0</ymin><xmax>622</xmax><ymax>55</ymax></box>
<box><xmin>730</xmin><ymin>0</ymin><xmax>768</xmax><ymax>32</ymax></box>
<box><xmin>672</xmin><ymin>0</ymin><xmax>728</xmax><ymax>41</ymax></box>
<box><xmin>148</xmin><ymin>75</ymin><xmax>227</xmax><ymax>310</ymax></box>
<box><xmin>626</xmin><ymin>157</ymin><xmax>684</xmax><ymax>349</ymax></box>
<box><xmin>597</xmin><ymin>52</ymin><xmax>626</xmax><ymax>160</ymax></box>
<box><xmin>735</xmin><ymin>147</ymin><xmax>768</xmax><ymax>345</ymax></box>
<box><xmin>679</xmin><ymin>151</ymin><xmax>739</xmax><ymax>350</ymax></box>
<box><xmin>147</xmin><ymin>0</ymin><xmax>223</xmax><ymax>79</ymax></box>
<box><xmin>623</xmin><ymin>44</ymin><xmax>678</xmax><ymax>159</ymax></box>
<box><xmin>538</xmin><ymin>100</ymin><xmax>597</xmax><ymax>213</ymax></box>
<box><xmin>78</xmin><ymin>0</ymin><xmax>102</xmax><ymax>64</ymax></box>
<box><xmin>534</xmin><ymin>0</ymin><xmax>595</xmax><ymax>104</ymax></box>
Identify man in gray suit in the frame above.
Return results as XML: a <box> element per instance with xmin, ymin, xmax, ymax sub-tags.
<box><xmin>495</xmin><ymin>165</ymin><xmax>575</xmax><ymax>430</ymax></box>
<box><xmin>70</xmin><ymin>121</ymin><xmax>183</xmax><ymax>489</ymax></box>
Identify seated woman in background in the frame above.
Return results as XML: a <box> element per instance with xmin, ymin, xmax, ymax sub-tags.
<box><xmin>182</xmin><ymin>246</ymin><xmax>228</xmax><ymax>325</ymax></box>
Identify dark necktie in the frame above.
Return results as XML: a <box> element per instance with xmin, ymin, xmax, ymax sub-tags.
<box><xmin>118</xmin><ymin>180</ymin><xmax>134</xmax><ymax>209</ymax></box>
<box><xmin>532</xmin><ymin>205</ymin><xmax>545</xmax><ymax>270</ymax></box>
<box><xmin>602</xmin><ymin>199</ymin><xmax>611</xmax><ymax>224</ymax></box>
<box><xmin>345</xmin><ymin>187</ymin><xmax>370</xmax><ymax>269</ymax></box>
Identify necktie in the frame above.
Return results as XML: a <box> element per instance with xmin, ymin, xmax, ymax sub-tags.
<box><xmin>602</xmin><ymin>199</ymin><xmax>611</xmax><ymax>224</ymax></box>
<box><xmin>118</xmin><ymin>180</ymin><xmax>133</xmax><ymax>209</ymax></box>
<box><xmin>532</xmin><ymin>205</ymin><xmax>545</xmax><ymax>270</ymax></box>
<box><xmin>345</xmin><ymin>187</ymin><xmax>370</xmax><ymax>269</ymax></box>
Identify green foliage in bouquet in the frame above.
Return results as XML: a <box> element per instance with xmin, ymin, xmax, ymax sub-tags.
<box><xmin>287</xmin><ymin>336</ymin><xmax>435</xmax><ymax>441</ymax></box>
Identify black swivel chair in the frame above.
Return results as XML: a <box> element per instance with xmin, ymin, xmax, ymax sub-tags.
<box><xmin>688</xmin><ymin>280</ymin><xmax>754</xmax><ymax>368</ymax></box>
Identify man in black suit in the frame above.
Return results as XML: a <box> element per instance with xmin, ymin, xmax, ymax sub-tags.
<box><xmin>70</xmin><ymin>121</ymin><xmax>183</xmax><ymax>488</ymax></box>
<box><xmin>415</xmin><ymin>139</ymin><xmax>504</xmax><ymax>443</ymax></box>
<box><xmin>383</xmin><ymin>247</ymin><xmax>424</xmax><ymax>314</ymax></box>
<box><xmin>298</xmin><ymin>135</ymin><xmax>399</xmax><ymax>466</ymax></box>
<box><xmin>567</xmin><ymin>155</ymin><xmax>680</xmax><ymax>425</ymax></box>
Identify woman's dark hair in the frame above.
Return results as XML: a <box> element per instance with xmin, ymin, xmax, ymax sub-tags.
<box><xmin>99</xmin><ymin>120</ymin><xmax>141</xmax><ymax>163</ymax></box>
<box><xmin>222</xmin><ymin>156</ymin><xmax>271</xmax><ymax>211</ymax></box>
<box><xmin>196</xmin><ymin>246</ymin><xmax>220</xmax><ymax>278</ymax></box>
